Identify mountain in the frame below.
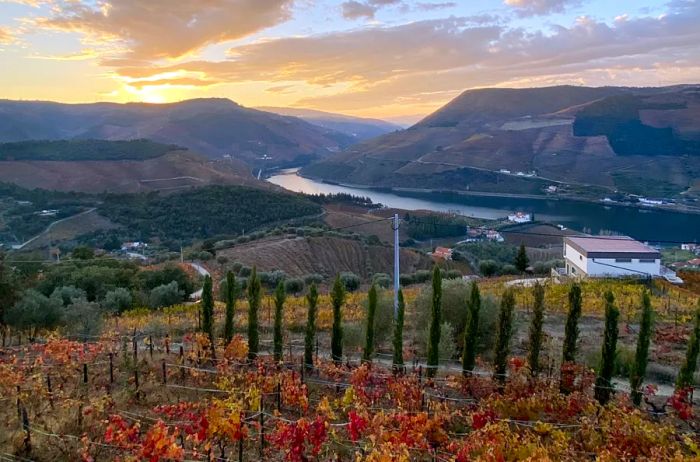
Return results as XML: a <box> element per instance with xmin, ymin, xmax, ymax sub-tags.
<box><xmin>0</xmin><ymin>98</ymin><xmax>353</xmax><ymax>169</ymax></box>
<box><xmin>0</xmin><ymin>139</ymin><xmax>266</xmax><ymax>193</ymax></box>
<box><xmin>256</xmin><ymin>106</ymin><xmax>402</xmax><ymax>141</ymax></box>
<box><xmin>303</xmin><ymin>85</ymin><xmax>700</xmax><ymax>200</ymax></box>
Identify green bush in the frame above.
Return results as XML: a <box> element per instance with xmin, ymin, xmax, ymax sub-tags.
<box><xmin>340</xmin><ymin>272</ymin><xmax>361</xmax><ymax>292</ymax></box>
<box><xmin>284</xmin><ymin>278</ymin><xmax>304</xmax><ymax>294</ymax></box>
<box><xmin>372</xmin><ymin>273</ymin><xmax>392</xmax><ymax>289</ymax></box>
<box><xmin>149</xmin><ymin>281</ymin><xmax>184</xmax><ymax>309</ymax></box>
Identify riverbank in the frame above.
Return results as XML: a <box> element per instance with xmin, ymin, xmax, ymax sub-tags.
<box><xmin>267</xmin><ymin>169</ymin><xmax>700</xmax><ymax>242</ymax></box>
<box><xmin>297</xmin><ymin>170</ymin><xmax>700</xmax><ymax>216</ymax></box>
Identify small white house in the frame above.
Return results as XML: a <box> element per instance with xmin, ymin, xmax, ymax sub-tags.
<box><xmin>563</xmin><ymin>236</ymin><xmax>661</xmax><ymax>278</ymax></box>
<box><xmin>507</xmin><ymin>212</ymin><xmax>532</xmax><ymax>223</ymax></box>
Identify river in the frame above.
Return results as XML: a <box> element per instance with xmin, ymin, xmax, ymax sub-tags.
<box><xmin>267</xmin><ymin>169</ymin><xmax>700</xmax><ymax>243</ymax></box>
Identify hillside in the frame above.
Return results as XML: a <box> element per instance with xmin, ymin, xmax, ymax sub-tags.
<box><xmin>0</xmin><ymin>140</ymin><xmax>261</xmax><ymax>193</ymax></box>
<box><xmin>0</xmin><ymin>98</ymin><xmax>353</xmax><ymax>169</ymax></box>
<box><xmin>98</xmin><ymin>185</ymin><xmax>322</xmax><ymax>245</ymax></box>
<box><xmin>256</xmin><ymin>106</ymin><xmax>402</xmax><ymax>141</ymax></box>
<box><xmin>303</xmin><ymin>85</ymin><xmax>700</xmax><ymax>201</ymax></box>
<box><xmin>217</xmin><ymin>234</ymin><xmax>432</xmax><ymax>278</ymax></box>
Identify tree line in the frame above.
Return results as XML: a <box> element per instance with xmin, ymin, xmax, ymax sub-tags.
<box><xmin>198</xmin><ymin>265</ymin><xmax>700</xmax><ymax>407</ymax></box>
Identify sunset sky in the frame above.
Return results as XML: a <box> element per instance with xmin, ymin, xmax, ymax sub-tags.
<box><xmin>0</xmin><ymin>0</ymin><xmax>699</xmax><ymax>120</ymax></box>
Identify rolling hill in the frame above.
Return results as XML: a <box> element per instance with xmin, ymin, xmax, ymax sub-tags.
<box><xmin>217</xmin><ymin>234</ymin><xmax>432</xmax><ymax>279</ymax></box>
<box><xmin>303</xmin><ymin>85</ymin><xmax>700</xmax><ymax>200</ymax></box>
<box><xmin>0</xmin><ymin>98</ymin><xmax>354</xmax><ymax>169</ymax></box>
<box><xmin>256</xmin><ymin>107</ymin><xmax>402</xmax><ymax>141</ymax></box>
<box><xmin>0</xmin><ymin>139</ymin><xmax>264</xmax><ymax>193</ymax></box>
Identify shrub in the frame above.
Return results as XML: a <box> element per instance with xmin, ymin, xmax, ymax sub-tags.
<box><xmin>284</xmin><ymin>278</ymin><xmax>304</xmax><ymax>294</ymax></box>
<box><xmin>149</xmin><ymin>281</ymin><xmax>184</xmax><ymax>309</ymax></box>
<box><xmin>304</xmin><ymin>273</ymin><xmax>324</xmax><ymax>285</ymax></box>
<box><xmin>64</xmin><ymin>299</ymin><xmax>104</xmax><ymax>338</ymax></box>
<box><xmin>340</xmin><ymin>272</ymin><xmax>361</xmax><ymax>292</ymax></box>
<box><xmin>103</xmin><ymin>288</ymin><xmax>133</xmax><ymax>313</ymax></box>
<box><xmin>372</xmin><ymin>273</ymin><xmax>392</xmax><ymax>289</ymax></box>
<box><xmin>479</xmin><ymin>260</ymin><xmax>500</xmax><ymax>277</ymax></box>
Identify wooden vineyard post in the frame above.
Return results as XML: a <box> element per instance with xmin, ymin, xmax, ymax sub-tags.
<box><xmin>277</xmin><ymin>381</ymin><xmax>281</xmax><ymax>412</ymax></box>
<box><xmin>259</xmin><ymin>403</ymin><xmax>265</xmax><ymax>458</ymax></box>
<box><xmin>162</xmin><ymin>360</ymin><xmax>167</xmax><ymax>385</ymax></box>
<box><xmin>21</xmin><ymin>405</ymin><xmax>30</xmax><ymax>454</ymax></box>
<box><xmin>46</xmin><ymin>374</ymin><xmax>54</xmax><ymax>409</ymax></box>
<box><xmin>109</xmin><ymin>353</ymin><xmax>114</xmax><ymax>385</ymax></box>
<box><xmin>83</xmin><ymin>363</ymin><xmax>88</xmax><ymax>385</ymax></box>
<box><xmin>165</xmin><ymin>335</ymin><xmax>170</xmax><ymax>354</ymax></box>
<box><xmin>16</xmin><ymin>385</ymin><xmax>21</xmax><ymax>421</ymax></box>
<box><xmin>300</xmin><ymin>357</ymin><xmax>305</xmax><ymax>384</ymax></box>
<box><xmin>149</xmin><ymin>335</ymin><xmax>154</xmax><ymax>359</ymax></box>
<box><xmin>134</xmin><ymin>368</ymin><xmax>139</xmax><ymax>401</ymax></box>
<box><xmin>238</xmin><ymin>438</ymin><xmax>243</xmax><ymax>462</ymax></box>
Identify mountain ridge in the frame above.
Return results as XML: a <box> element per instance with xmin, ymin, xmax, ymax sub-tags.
<box><xmin>0</xmin><ymin>98</ymin><xmax>355</xmax><ymax>170</ymax></box>
<box><xmin>303</xmin><ymin>84</ymin><xmax>700</xmax><ymax>202</ymax></box>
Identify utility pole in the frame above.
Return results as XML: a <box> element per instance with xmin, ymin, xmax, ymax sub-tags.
<box><xmin>393</xmin><ymin>213</ymin><xmax>400</xmax><ymax>320</ymax></box>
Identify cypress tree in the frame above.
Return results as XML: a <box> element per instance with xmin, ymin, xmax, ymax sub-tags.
<box><xmin>392</xmin><ymin>288</ymin><xmax>406</xmax><ymax>370</ymax></box>
<box><xmin>330</xmin><ymin>275</ymin><xmax>346</xmax><ymax>363</ymax></box>
<box><xmin>677</xmin><ymin>303</ymin><xmax>700</xmax><ymax>390</ymax></box>
<box><xmin>363</xmin><ymin>284</ymin><xmax>378</xmax><ymax>362</ymax></box>
<box><xmin>247</xmin><ymin>267</ymin><xmax>261</xmax><ymax>361</ymax></box>
<box><xmin>528</xmin><ymin>282</ymin><xmax>545</xmax><ymax>376</ymax></box>
<box><xmin>595</xmin><ymin>291</ymin><xmax>619</xmax><ymax>405</ymax></box>
<box><xmin>201</xmin><ymin>275</ymin><xmax>216</xmax><ymax>359</ymax></box>
<box><xmin>427</xmin><ymin>266</ymin><xmax>442</xmax><ymax>378</ymax></box>
<box><xmin>223</xmin><ymin>271</ymin><xmax>237</xmax><ymax>345</ymax></box>
<box><xmin>562</xmin><ymin>283</ymin><xmax>582</xmax><ymax>363</ymax></box>
<box><xmin>494</xmin><ymin>289</ymin><xmax>515</xmax><ymax>385</ymax></box>
<box><xmin>462</xmin><ymin>282</ymin><xmax>481</xmax><ymax>374</ymax></box>
<box><xmin>273</xmin><ymin>280</ymin><xmax>286</xmax><ymax>363</ymax></box>
<box><xmin>630</xmin><ymin>291</ymin><xmax>654</xmax><ymax>405</ymax></box>
<box><xmin>514</xmin><ymin>243</ymin><xmax>529</xmax><ymax>273</ymax></box>
<box><xmin>304</xmin><ymin>283</ymin><xmax>318</xmax><ymax>370</ymax></box>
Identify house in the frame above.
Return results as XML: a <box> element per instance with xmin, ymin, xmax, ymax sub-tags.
<box><xmin>681</xmin><ymin>243</ymin><xmax>698</xmax><ymax>252</ymax></box>
<box><xmin>507</xmin><ymin>212</ymin><xmax>532</xmax><ymax>223</ymax></box>
<box><xmin>35</xmin><ymin>209</ymin><xmax>59</xmax><ymax>217</ymax></box>
<box><xmin>563</xmin><ymin>236</ymin><xmax>661</xmax><ymax>278</ymax></box>
<box><xmin>121</xmin><ymin>241</ymin><xmax>148</xmax><ymax>251</ymax></box>
<box><xmin>432</xmin><ymin>247</ymin><xmax>453</xmax><ymax>260</ymax></box>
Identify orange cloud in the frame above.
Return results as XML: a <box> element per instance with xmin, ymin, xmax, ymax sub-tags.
<box><xmin>34</xmin><ymin>0</ymin><xmax>293</xmax><ymax>60</ymax></box>
<box><xmin>0</xmin><ymin>27</ymin><xmax>14</xmax><ymax>44</ymax></box>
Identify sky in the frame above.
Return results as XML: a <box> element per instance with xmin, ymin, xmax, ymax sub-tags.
<box><xmin>0</xmin><ymin>0</ymin><xmax>699</xmax><ymax>121</ymax></box>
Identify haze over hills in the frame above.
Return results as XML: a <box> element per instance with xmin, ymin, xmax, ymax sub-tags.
<box><xmin>256</xmin><ymin>106</ymin><xmax>402</xmax><ymax>141</ymax></box>
<box><xmin>303</xmin><ymin>85</ymin><xmax>700</xmax><ymax>201</ymax></box>
<box><xmin>0</xmin><ymin>98</ymin><xmax>355</xmax><ymax>170</ymax></box>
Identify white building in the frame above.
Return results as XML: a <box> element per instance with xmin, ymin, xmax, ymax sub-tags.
<box><xmin>563</xmin><ymin>236</ymin><xmax>661</xmax><ymax>278</ymax></box>
<box><xmin>507</xmin><ymin>212</ymin><xmax>532</xmax><ymax>223</ymax></box>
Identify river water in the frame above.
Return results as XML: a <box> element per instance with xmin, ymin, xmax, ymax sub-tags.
<box><xmin>267</xmin><ymin>169</ymin><xmax>700</xmax><ymax>243</ymax></box>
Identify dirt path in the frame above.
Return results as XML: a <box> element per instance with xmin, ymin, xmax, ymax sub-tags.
<box><xmin>15</xmin><ymin>207</ymin><xmax>97</xmax><ymax>249</ymax></box>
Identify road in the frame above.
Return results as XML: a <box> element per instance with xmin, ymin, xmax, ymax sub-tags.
<box><xmin>188</xmin><ymin>262</ymin><xmax>211</xmax><ymax>300</ymax></box>
<box><xmin>14</xmin><ymin>207</ymin><xmax>97</xmax><ymax>250</ymax></box>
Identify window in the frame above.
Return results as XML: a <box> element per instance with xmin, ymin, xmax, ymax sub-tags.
<box><xmin>571</xmin><ymin>266</ymin><xmax>576</xmax><ymax>274</ymax></box>
<box><xmin>615</xmin><ymin>258</ymin><xmax>632</xmax><ymax>263</ymax></box>
<box><xmin>579</xmin><ymin>255</ymin><xmax>583</xmax><ymax>260</ymax></box>
<box><xmin>639</xmin><ymin>259</ymin><xmax>656</xmax><ymax>263</ymax></box>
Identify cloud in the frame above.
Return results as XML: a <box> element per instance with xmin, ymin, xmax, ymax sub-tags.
<box><xmin>33</xmin><ymin>0</ymin><xmax>294</xmax><ymax>60</ymax></box>
<box><xmin>504</xmin><ymin>0</ymin><xmax>582</xmax><ymax>17</ymax></box>
<box><xmin>341</xmin><ymin>0</ymin><xmax>401</xmax><ymax>20</ymax></box>
<box><xmin>0</xmin><ymin>27</ymin><xmax>14</xmax><ymax>44</ymax></box>
<box><xmin>416</xmin><ymin>2</ymin><xmax>456</xmax><ymax>11</ymax></box>
<box><xmin>341</xmin><ymin>1</ymin><xmax>377</xmax><ymax>19</ymax></box>
<box><xmin>125</xmin><ymin>5</ymin><xmax>699</xmax><ymax>112</ymax></box>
